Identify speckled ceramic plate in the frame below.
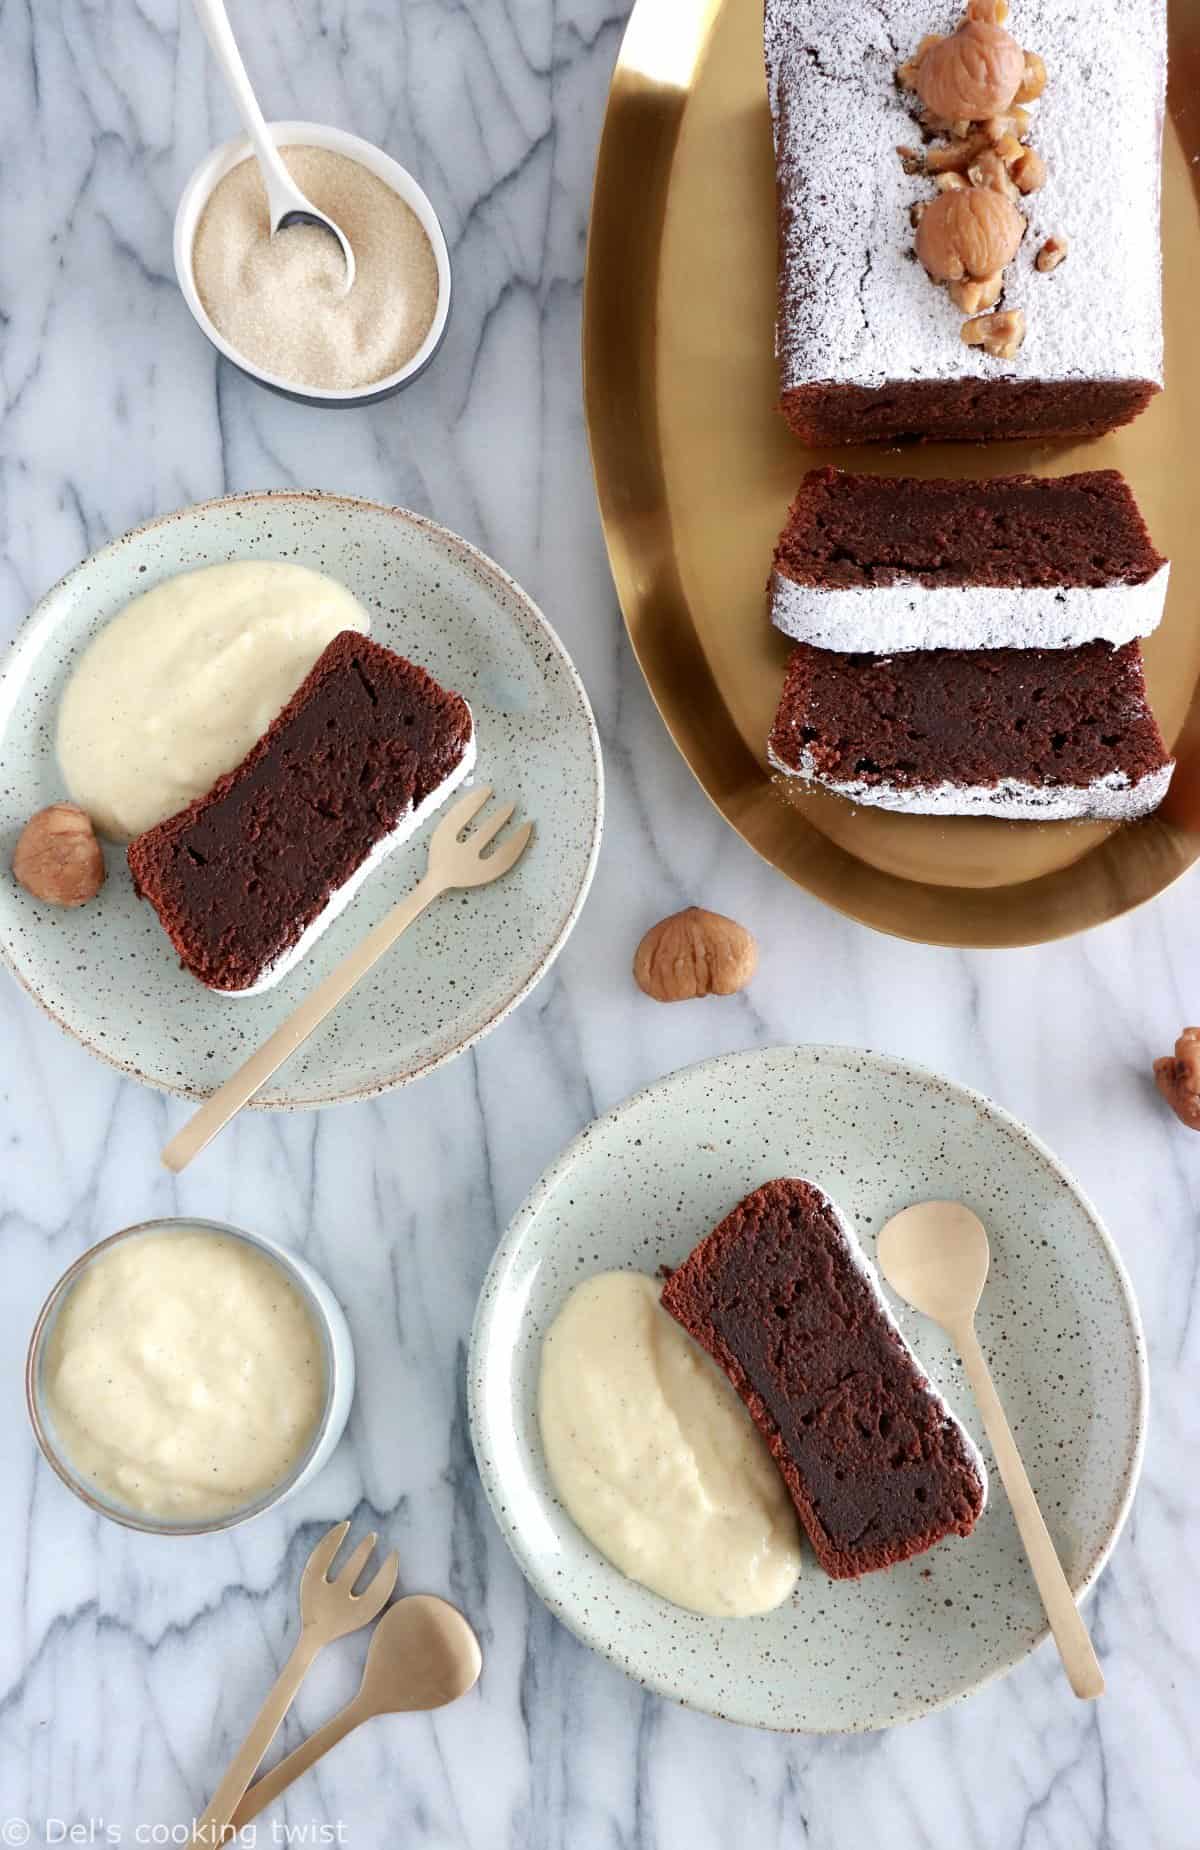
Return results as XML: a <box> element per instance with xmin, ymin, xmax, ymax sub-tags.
<box><xmin>0</xmin><ymin>494</ymin><xmax>602</xmax><ymax>1106</ymax></box>
<box><xmin>468</xmin><ymin>1045</ymin><xmax>1147</xmax><ymax>1732</ymax></box>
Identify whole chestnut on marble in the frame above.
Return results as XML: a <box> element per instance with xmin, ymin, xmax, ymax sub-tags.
<box><xmin>1154</xmin><ymin>1029</ymin><xmax>1200</xmax><ymax>1131</ymax></box>
<box><xmin>634</xmin><ymin>907</ymin><xmax>757</xmax><ymax>1002</ymax></box>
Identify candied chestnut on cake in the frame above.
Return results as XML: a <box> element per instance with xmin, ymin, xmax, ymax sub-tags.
<box><xmin>768</xmin><ymin>469</ymin><xmax>1169</xmax><ymax>654</ymax></box>
<box><xmin>765</xmin><ymin>0</ymin><xmax>1165</xmax><ymax>442</ymax></box>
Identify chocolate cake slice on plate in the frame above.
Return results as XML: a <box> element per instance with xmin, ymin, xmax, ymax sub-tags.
<box><xmin>662</xmin><ymin>1179</ymin><xmax>986</xmax><ymax>1579</ymax></box>
<box><xmin>770</xmin><ymin>469</ymin><xmax>1169</xmax><ymax>654</ymax></box>
<box><xmin>129</xmin><ymin>630</ymin><xmax>475</xmax><ymax>994</ymax></box>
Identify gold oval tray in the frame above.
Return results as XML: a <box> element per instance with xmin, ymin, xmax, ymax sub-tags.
<box><xmin>584</xmin><ymin>0</ymin><xmax>1200</xmax><ymax>947</ymax></box>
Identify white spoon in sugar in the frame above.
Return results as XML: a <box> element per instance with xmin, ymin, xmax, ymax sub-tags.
<box><xmin>192</xmin><ymin>0</ymin><xmax>356</xmax><ymax>291</ymax></box>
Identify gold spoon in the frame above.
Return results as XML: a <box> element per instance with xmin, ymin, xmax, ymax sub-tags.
<box><xmin>877</xmin><ymin>1200</ymin><xmax>1105</xmax><ymax>1702</ymax></box>
<box><xmin>228</xmin><ymin>1595</ymin><xmax>483</xmax><ymax>1828</ymax></box>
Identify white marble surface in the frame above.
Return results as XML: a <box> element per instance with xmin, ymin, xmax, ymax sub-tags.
<box><xmin>0</xmin><ymin>0</ymin><xmax>1197</xmax><ymax>1845</ymax></box>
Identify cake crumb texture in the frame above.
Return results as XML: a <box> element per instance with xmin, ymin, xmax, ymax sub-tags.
<box><xmin>661</xmin><ymin>1178</ymin><xmax>986</xmax><ymax>1579</ymax></box>
<box><xmin>768</xmin><ymin>638</ymin><xmax>1172</xmax><ymax>820</ymax></box>
<box><xmin>128</xmin><ymin>631</ymin><xmax>473</xmax><ymax>991</ymax></box>
<box><xmin>774</xmin><ymin>469</ymin><xmax>1165</xmax><ymax>591</ymax></box>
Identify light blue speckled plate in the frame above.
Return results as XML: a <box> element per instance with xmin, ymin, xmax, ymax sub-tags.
<box><xmin>468</xmin><ymin>1045</ymin><xmax>1147</xmax><ymax>1732</ymax></box>
<box><xmin>0</xmin><ymin>494</ymin><xmax>602</xmax><ymax>1106</ymax></box>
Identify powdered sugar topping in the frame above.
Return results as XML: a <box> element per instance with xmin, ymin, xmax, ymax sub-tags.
<box><xmin>768</xmin><ymin>737</ymin><xmax>1174</xmax><ymax>821</ymax></box>
<box><xmin>765</xmin><ymin>0</ymin><xmax>1165</xmax><ymax>388</ymax></box>
<box><xmin>769</xmin><ymin>564</ymin><xmax>1171</xmax><ymax>652</ymax></box>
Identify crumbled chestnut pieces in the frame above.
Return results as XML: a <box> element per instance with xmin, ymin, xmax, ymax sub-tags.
<box><xmin>925</xmin><ymin>131</ymin><xmax>993</xmax><ymax>175</ymax></box>
<box><xmin>920</xmin><ymin>109</ymin><xmax>973</xmax><ymax>139</ymax></box>
<box><xmin>960</xmin><ymin>307</ymin><xmax>1026</xmax><ymax>357</ymax></box>
<box><xmin>990</xmin><ymin>130</ymin><xmax>1025</xmax><ymax>165</ymax></box>
<box><xmin>1036</xmin><ymin>233</ymin><xmax>1068</xmax><ymax>272</ymax></box>
<box><xmin>897</xmin><ymin>1</ymin><xmax>1056</xmax><ymax>353</ymax></box>
<box><xmin>1009</xmin><ymin>146</ymin><xmax>1045</xmax><ymax>192</ymax></box>
<box><xmin>982</xmin><ymin>107</ymin><xmax>1031</xmax><ymax>142</ymax></box>
<box><xmin>950</xmin><ymin>272</ymin><xmax>1003</xmax><ymax>312</ymax></box>
<box><xmin>1015</xmin><ymin>50</ymin><xmax>1047</xmax><ymax>102</ymax></box>
<box><xmin>1155</xmin><ymin>1029</ymin><xmax>1200</xmax><ymax>1130</ymax></box>
<box><xmin>968</xmin><ymin>149</ymin><xmax>1021</xmax><ymax>202</ymax></box>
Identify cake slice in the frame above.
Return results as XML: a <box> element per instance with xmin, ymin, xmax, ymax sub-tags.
<box><xmin>128</xmin><ymin>631</ymin><xmax>475</xmax><ymax>993</ymax></box>
<box><xmin>771</xmin><ymin>470</ymin><xmax>1169</xmax><ymax>653</ymax></box>
<box><xmin>768</xmin><ymin>640</ymin><xmax>1173</xmax><ymax>820</ymax></box>
<box><xmin>661</xmin><ymin>1180</ymin><xmax>986</xmax><ymax>1579</ymax></box>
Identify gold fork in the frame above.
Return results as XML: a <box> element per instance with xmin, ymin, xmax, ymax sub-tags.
<box><xmin>162</xmin><ymin>786</ymin><xmax>534</xmax><ymax>1172</ymax></box>
<box><xmin>193</xmin><ymin>1522</ymin><xmax>397</xmax><ymax>1845</ymax></box>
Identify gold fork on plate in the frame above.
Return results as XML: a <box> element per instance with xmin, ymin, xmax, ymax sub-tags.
<box><xmin>193</xmin><ymin>1522</ymin><xmax>398</xmax><ymax>1845</ymax></box>
<box><xmin>162</xmin><ymin>786</ymin><xmax>533</xmax><ymax>1172</ymax></box>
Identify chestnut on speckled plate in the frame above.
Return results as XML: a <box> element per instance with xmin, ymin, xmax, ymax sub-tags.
<box><xmin>0</xmin><ymin>494</ymin><xmax>602</xmax><ymax>1107</ymax></box>
<box><xmin>468</xmin><ymin>1045</ymin><xmax>1146</xmax><ymax>1732</ymax></box>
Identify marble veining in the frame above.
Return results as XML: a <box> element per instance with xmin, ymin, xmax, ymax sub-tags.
<box><xmin>0</xmin><ymin>0</ymin><xmax>1197</xmax><ymax>1845</ymax></box>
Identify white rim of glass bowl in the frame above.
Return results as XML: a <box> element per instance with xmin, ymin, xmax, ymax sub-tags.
<box><xmin>26</xmin><ymin>1216</ymin><xmax>356</xmax><ymax>1535</ymax></box>
<box><xmin>173</xmin><ymin>120</ymin><xmax>453</xmax><ymax>406</ymax></box>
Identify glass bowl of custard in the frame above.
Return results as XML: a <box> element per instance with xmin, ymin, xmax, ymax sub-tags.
<box><xmin>25</xmin><ymin>1217</ymin><xmax>355</xmax><ymax>1535</ymax></box>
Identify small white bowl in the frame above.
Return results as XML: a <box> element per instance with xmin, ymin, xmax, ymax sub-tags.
<box><xmin>26</xmin><ymin>1216</ymin><xmax>356</xmax><ymax>1535</ymax></box>
<box><xmin>174</xmin><ymin>120</ymin><xmax>452</xmax><ymax>407</ymax></box>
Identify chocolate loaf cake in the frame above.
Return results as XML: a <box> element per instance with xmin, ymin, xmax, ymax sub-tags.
<box><xmin>129</xmin><ymin>631</ymin><xmax>475</xmax><ymax>993</ymax></box>
<box><xmin>766</xmin><ymin>0</ymin><xmax>1165</xmax><ymax>443</ymax></box>
<box><xmin>771</xmin><ymin>469</ymin><xmax>1169</xmax><ymax>652</ymax></box>
<box><xmin>767</xmin><ymin>639</ymin><xmax>1172</xmax><ymax>820</ymax></box>
<box><xmin>661</xmin><ymin>1180</ymin><xmax>986</xmax><ymax>1579</ymax></box>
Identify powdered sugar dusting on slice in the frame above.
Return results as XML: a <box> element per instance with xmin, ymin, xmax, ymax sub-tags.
<box><xmin>768</xmin><ymin>738</ymin><xmax>1174</xmax><ymax>820</ymax></box>
<box><xmin>765</xmin><ymin>0</ymin><xmax>1165</xmax><ymax>389</ymax></box>
<box><xmin>769</xmin><ymin>564</ymin><xmax>1170</xmax><ymax>653</ymax></box>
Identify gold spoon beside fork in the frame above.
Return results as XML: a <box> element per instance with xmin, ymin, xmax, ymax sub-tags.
<box><xmin>163</xmin><ymin>786</ymin><xmax>533</xmax><ymax>1172</ymax></box>
<box><xmin>229</xmin><ymin>1594</ymin><xmax>482</xmax><ymax>1829</ymax></box>
<box><xmin>193</xmin><ymin>1523</ymin><xmax>398</xmax><ymax>1844</ymax></box>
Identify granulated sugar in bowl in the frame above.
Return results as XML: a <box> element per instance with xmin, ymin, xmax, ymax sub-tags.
<box><xmin>174</xmin><ymin>122</ymin><xmax>452</xmax><ymax>406</ymax></box>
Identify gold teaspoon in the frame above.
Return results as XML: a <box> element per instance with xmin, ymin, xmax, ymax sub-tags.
<box><xmin>229</xmin><ymin>1594</ymin><xmax>483</xmax><ymax>1827</ymax></box>
<box><xmin>877</xmin><ymin>1199</ymin><xmax>1104</xmax><ymax>1701</ymax></box>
